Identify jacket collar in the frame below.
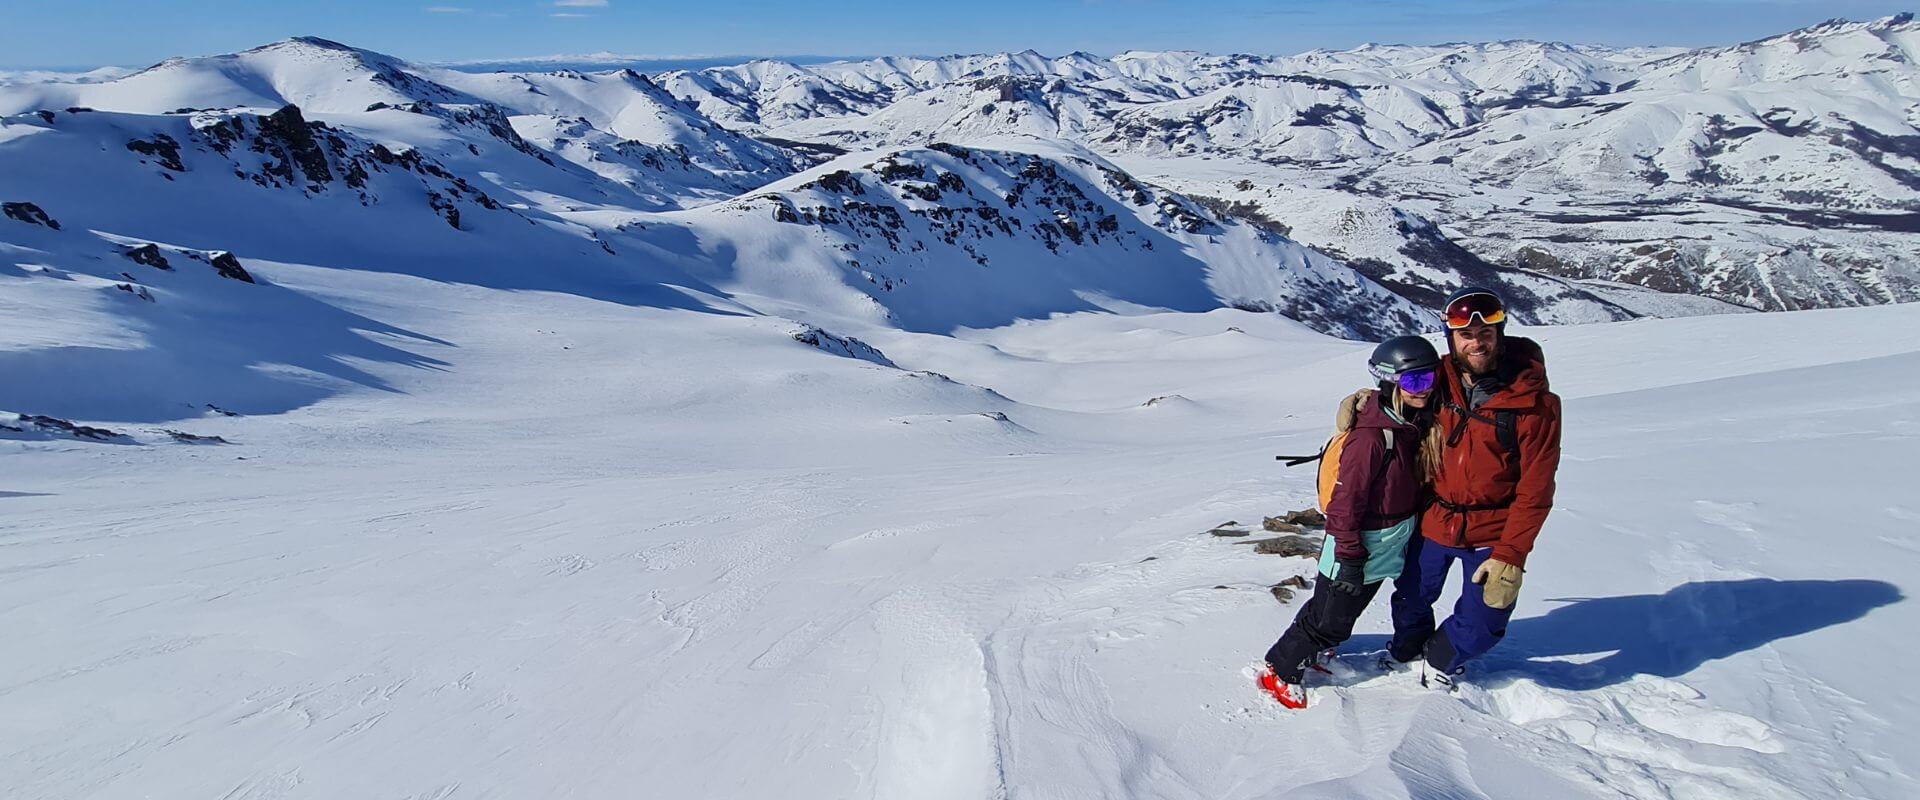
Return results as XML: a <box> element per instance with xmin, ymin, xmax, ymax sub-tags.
<box><xmin>1445</xmin><ymin>336</ymin><xmax>1548</xmax><ymax>411</ymax></box>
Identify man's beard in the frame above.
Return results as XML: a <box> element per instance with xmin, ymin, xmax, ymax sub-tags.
<box><xmin>1460</xmin><ymin>345</ymin><xmax>1499</xmax><ymax>376</ymax></box>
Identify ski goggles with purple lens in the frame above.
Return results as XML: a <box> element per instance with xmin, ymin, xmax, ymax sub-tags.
<box><xmin>1396</xmin><ymin>369</ymin><xmax>1437</xmax><ymax>394</ymax></box>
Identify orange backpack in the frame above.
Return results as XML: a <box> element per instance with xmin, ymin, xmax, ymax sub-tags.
<box><xmin>1281</xmin><ymin>427</ymin><xmax>1395</xmax><ymax>512</ymax></box>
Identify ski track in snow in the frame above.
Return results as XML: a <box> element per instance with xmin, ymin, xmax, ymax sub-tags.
<box><xmin>1</xmin><ymin>285</ymin><xmax>1916</xmax><ymax>798</ymax></box>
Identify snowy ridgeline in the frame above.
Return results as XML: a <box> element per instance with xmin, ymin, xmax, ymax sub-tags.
<box><xmin>0</xmin><ymin>264</ymin><xmax>1916</xmax><ymax>797</ymax></box>
<box><xmin>3</xmin><ymin>15</ymin><xmax>1919</xmax><ymax>339</ymax></box>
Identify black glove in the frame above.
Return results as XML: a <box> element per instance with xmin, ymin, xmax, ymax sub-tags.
<box><xmin>1331</xmin><ymin>559</ymin><xmax>1368</xmax><ymax>596</ymax></box>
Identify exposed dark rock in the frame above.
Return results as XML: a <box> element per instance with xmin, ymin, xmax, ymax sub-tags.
<box><xmin>257</xmin><ymin>104</ymin><xmax>335</xmax><ymax>187</ymax></box>
<box><xmin>427</xmin><ymin>191</ymin><xmax>461</xmax><ymax>229</ymax></box>
<box><xmin>1244</xmin><ymin>535</ymin><xmax>1323</xmax><ymax>557</ymax></box>
<box><xmin>1278</xmin><ymin>509</ymin><xmax>1327</xmax><ymax>528</ymax></box>
<box><xmin>2</xmin><ymin>201</ymin><xmax>60</xmax><ymax>230</ymax></box>
<box><xmin>206</xmin><ymin>404</ymin><xmax>241</xmax><ymax>417</ymax></box>
<box><xmin>1189</xmin><ymin>194</ymin><xmax>1291</xmax><ymax>237</ymax></box>
<box><xmin>163</xmin><ymin>430</ymin><xmax>231</xmax><ymax>444</ymax></box>
<box><xmin>1263</xmin><ymin>517</ymin><xmax>1304</xmax><ymax>533</ymax></box>
<box><xmin>114</xmin><ymin>283</ymin><xmax>155</xmax><ymax>302</ymax></box>
<box><xmin>759</xmin><ymin>136</ymin><xmax>847</xmax><ymax>161</ymax></box>
<box><xmin>124</xmin><ymin>243</ymin><xmax>173</xmax><ymax>270</ymax></box>
<box><xmin>208</xmin><ymin>251</ymin><xmax>256</xmax><ymax>283</ymax></box>
<box><xmin>1155</xmin><ymin>196</ymin><xmax>1217</xmax><ymax>234</ymax></box>
<box><xmin>875</xmin><ymin>159</ymin><xmax>926</xmax><ymax>181</ymax></box>
<box><xmin>1292</xmin><ymin>102</ymin><xmax>1363</xmax><ymax>127</ymax></box>
<box><xmin>790</xmin><ymin>325</ymin><xmax>897</xmax><ymax>367</ymax></box>
<box><xmin>125</xmin><ymin>134</ymin><xmax>186</xmax><ymax>171</ymax></box>
<box><xmin>1209</xmin><ymin>526</ymin><xmax>1251</xmax><ymax>537</ymax></box>
<box><xmin>805</xmin><ymin>169</ymin><xmax>865</xmax><ymax>195</ymax></box>
<box><xmin>1269</xmin><ymin>575</ymin><xmax>1312</xmax><ymax>603</ymax></box>
<box><xmin>15</xmin><ymin>414</ymin><xmax>126</xmax><ymax>442</ymax></box>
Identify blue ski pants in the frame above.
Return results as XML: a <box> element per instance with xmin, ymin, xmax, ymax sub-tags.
<box><xmin>1387</xmin><ymin>534</ymin><xmax>1514</xmax><ymax>672</ymax></box>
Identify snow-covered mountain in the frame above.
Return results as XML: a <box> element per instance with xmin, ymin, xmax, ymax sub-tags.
<box><xmin>1</xmin><ymin>38</ymin><xmax>1452</xmax><ymax>351</ymax></box>
<box><xmin>1353</xmin><ymin>15</ymin><xmax>1920</xmax><ymax>310</ymax></box>
<box><xmin>7</xmin><ymin>15</ymin><xmax>1920</xmax><ymax>355</ymax></box>
<box><xmin>634</xmin><ymin>139</ymin><xmax>1425</xmax><ymax>336</ymax></box>
<box><xmin>0</xmin><ymin>37</ymin><xmax>803</xmax><ymax>210</ymax></box>
<box><xmin>641</xmin><ymin>15</ymin><xmax>1920</xmax><ymax>312</ymax></box>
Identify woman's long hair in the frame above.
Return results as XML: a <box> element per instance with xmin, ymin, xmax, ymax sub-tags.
<box><xmin>1390</xmin><ymin>386</ymin><xmax>1445</xmax><ymax>486</ymax></box>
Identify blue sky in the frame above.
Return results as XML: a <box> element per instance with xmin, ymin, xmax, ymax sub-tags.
<box><xmin>2</xmin><ymin>0</ymin><xmax>1912</xmax><ymax>69</ymax></box>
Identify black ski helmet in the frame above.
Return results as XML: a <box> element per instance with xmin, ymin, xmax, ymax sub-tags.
<box><xmin>1368</xmin><ymin>335</ymin><xmax>1441</xmax><ymax>386</ymax></box>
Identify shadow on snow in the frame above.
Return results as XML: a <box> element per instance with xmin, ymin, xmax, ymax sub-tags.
<box><xmin>1350</xmin><ymin>578</ymin><xmax>1902</xmax><ymax>690</ymax></box>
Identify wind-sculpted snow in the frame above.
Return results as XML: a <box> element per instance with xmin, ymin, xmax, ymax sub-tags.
<box><xmin>3</xmin><ymin>271</ymin><xmax>1916</xmax><ymax>796</ymax></box>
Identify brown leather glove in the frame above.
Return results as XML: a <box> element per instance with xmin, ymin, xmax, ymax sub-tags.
<box><xmin>1335</xmin><ymin>388</ymin><xmax>1374</xmax><ymax>433</ymax></box>
<box><xmin>1473</xmin><ymin>558</ymin><xmax>1524</xmax><ymax>609</ymax></box>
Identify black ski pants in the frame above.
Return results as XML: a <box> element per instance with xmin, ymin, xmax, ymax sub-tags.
<box><xmin>1264</xmin><ymin>574</ymin><xmax>1384</xmax><ymax>683</ymax></box>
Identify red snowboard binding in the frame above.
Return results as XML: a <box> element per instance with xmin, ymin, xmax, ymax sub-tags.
<box><xmin>1256</xmin><ymin>663</ymin><xmax>1308</xmax><ymax>709</ymax></box>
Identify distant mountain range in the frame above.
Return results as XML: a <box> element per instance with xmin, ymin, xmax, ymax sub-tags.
<box><xmin>3</xmin><ymin>15</ymin><xmax>1915</xmax><ymax>363</ymax></box>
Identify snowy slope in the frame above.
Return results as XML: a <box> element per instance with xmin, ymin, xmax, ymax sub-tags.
<box><xmin>2</xmin><ymin>236</ymin><xmax>1915</xmax><ymax>797</ymax></box>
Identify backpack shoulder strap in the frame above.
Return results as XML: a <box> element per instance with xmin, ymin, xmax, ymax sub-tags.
<box><xmin>1444</xmin><ymin>400</ymin><xmax>1523</xmax><ymax>474</ymax></box>
<box><xmin>1277</xmin><ymin>436</ymin><xmax>1332</xmax><ymax>467</ymax></box>
<box><xmin>1493</xmin><ymin>410</ymin><xmax>1520</xmax><ymax>472</ymax></box>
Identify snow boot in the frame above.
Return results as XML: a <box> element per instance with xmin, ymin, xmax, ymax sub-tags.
<box><xmin>1257</xmin><ymin>664</ymin><xmax>1308</xmax><ymax>709</ymax></box>
<box><xmin>1418</xmin><ymin>659</ymin><xmax>1462</xmax><ymax>692</ymax></box>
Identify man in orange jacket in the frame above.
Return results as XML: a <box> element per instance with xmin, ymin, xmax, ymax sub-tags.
<box><xmin>1387</xmin><ymin>288</ymin><xmax>1563</xmax><ymax>684</ymax></box>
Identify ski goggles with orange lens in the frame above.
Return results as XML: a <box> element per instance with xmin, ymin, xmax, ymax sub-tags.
<box><xmin>1445</xmin><ymin>292</ymin><xmax>1506</xmax><ymax>329</ymax></box>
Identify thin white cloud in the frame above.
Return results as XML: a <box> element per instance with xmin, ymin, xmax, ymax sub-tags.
<box><xmin>553</xmin><ymin>0</ymin><xmax>609</xmax><ymax>7</ymax></box>
<box><xmin>551</xmin><ymin>12</ymin><xmax>592</xmax><ymax>18</ymax></box>
<box><xmin>439</xmin><ymin>51</ymin><xmax>718</xmax><ymax>65</ymax></box>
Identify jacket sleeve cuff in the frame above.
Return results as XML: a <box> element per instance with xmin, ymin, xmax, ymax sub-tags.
<box><xmin>1491</xmin><ymin>546</ymin><xmax>1528</xmax><ymax>569</ymax></box>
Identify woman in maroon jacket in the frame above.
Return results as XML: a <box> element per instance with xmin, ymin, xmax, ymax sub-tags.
<box><xmin>1259</xmin><ymin>335</ymin><xmax>1441</xmax><ymax>709</ymax></box>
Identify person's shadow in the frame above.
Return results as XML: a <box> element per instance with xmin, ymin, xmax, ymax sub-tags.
<box><xmin>1350</xmin><ymin>578</ymin><xmax>1902</xmax><ymax>690</ymax></box>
